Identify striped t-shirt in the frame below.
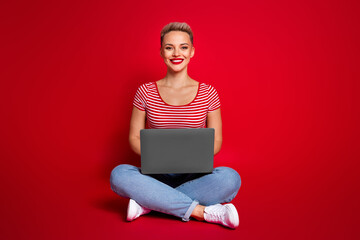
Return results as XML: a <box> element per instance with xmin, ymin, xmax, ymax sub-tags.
<box><xmin>133</xmin><ymin>81</ymin><xmax>221</xmax><ymax>129</ymax></box>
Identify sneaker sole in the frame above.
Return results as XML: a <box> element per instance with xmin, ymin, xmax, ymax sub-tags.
<box><xmin>225</xmin><ymin>204</ymin><xmax>239</xmax><ymax>229</ymax></box>
<box><xmin>126</xmin><ymin>199</ymin><xmax>137</xmax><ymax>221</ymax></box>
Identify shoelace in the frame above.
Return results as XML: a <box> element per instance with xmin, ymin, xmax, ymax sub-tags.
<box><xmin>206</xmin><ymin>205</ymin><xmax>225</xmax><ymax>222</ymax></box>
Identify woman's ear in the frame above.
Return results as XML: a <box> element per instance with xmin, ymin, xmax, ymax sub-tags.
<box><xmin>160</xmin><ymin>48</ymin><xmax>164</xmax><ymax>58</ymax></box>
<box><xmin>190</xmin><ymin>46</ymin><xmax>195</xmax><ymax>58</ymax></box>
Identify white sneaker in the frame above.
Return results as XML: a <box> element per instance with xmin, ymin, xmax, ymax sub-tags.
<box><xmin>204</xmin><ymin>203</ymin><xmax>239</xmax><ymax>229</ymax></box>
<box><xmin>126</xmin><ymin>199</ymin><xmax>151</xmax><ymax>221</ymax></box>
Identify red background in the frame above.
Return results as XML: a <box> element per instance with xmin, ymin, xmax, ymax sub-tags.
<box><xmin>1</xmin><ymin>0</ymin><xmax>359</xmax><ymax>239</ymax></box>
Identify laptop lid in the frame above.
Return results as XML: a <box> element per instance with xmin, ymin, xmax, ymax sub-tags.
<box><xmin>140</xmin><ymin>128</ymin><xmax>214</xmax><ymax>174</ymax></box>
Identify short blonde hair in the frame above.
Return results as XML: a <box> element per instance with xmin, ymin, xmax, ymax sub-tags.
<box><xmin>160</xmin><ymin>22</ymin><xmax>193</xmax><ymax>47</ymax></box>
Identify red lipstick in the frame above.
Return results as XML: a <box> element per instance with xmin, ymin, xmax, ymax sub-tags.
<box><xmin>170</xmin><ymin>58</ymin><xmax>184</xmax><ymax>65</ymax></box>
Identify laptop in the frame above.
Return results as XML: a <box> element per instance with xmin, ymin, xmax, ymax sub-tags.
<box><xmin>140</xmin><ymin>128</ymin><xmax>214</xmax><ymax>174</ymax></box>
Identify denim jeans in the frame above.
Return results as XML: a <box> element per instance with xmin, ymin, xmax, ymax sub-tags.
<box><xmin>110</xmin><ymin>164</ymin><xmax>241</xmax><ymax>221</ymax></box>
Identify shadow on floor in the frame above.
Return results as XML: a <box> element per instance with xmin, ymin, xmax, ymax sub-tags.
<box><xmin>92</xmin><ymin>196</ymin><xmax>180</xmax><ymax>222</ymax></box>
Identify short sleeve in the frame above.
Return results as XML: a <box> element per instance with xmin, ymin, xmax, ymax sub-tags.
<box><xmin>133</xmin><ymin>84</ymin><xmax>147</xmax><ymax>111</ymax></box>
<box><xmin>208</xmin><ymin>85</ymin><xmax>221</xmax><ymax>112</ymax></box>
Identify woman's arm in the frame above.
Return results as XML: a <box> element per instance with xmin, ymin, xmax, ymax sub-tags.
<box><xmin>129</xmin><ymin>106</ymin><xmax>146</xmax><ymax>156</ymax></box>
<box><xmin>207</xmin><ymin>108</ymin><xmax>223</xmax><ymax>155</ymax></box>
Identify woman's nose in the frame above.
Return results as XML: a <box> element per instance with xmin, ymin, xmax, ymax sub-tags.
<box><xmin>173</xmin><ymin>48</ymin><xmax>180</xmax><ymax>56</ymax></box>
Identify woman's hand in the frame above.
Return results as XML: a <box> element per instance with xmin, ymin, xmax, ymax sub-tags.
<box><xmin>207</xmin><ymin>108</ymin><xmax>223</xmax><ymax>155</ymax></box>
<box><xmin>129</xmin><ymin>106</ymin><xmax>146</xmax><ymax>156</ymax></box>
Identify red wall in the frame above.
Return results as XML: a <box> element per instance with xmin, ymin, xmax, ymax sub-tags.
<box><xmin>1</xmin><ymin>0</ymin><xmax>359</xmax><ymax>239</ymax></box>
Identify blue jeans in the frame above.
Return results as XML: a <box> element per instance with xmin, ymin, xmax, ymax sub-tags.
<box><xmin>110</xmin><ymin>164</ymin><xmax>241</xmax><ymax>221</ymax></box>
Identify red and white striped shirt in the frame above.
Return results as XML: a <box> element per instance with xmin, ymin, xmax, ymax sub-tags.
<box><xmin>133</xmin><ymin>81</ymin><xmax>221</xmax><ymax>129</ymax></box>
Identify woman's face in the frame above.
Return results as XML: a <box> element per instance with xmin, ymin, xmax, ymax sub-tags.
<box><xmin>160</xmin><ymin>31</ymin><xmax>195</xmax><ymax>73</ymax></box>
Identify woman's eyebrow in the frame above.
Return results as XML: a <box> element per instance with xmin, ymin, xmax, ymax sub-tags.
<box><xmin>164</xmin><ymin>43</ymin><xmax>189</xmax><ymax>46</ymax></box>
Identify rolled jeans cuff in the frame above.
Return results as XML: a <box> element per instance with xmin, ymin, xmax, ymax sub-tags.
<box><xmin>182</xmin><ymin>200</ymin><xmax>199</xmax><ymax>222</ymax></box>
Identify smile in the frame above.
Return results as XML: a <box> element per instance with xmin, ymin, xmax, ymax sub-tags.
<box><xmin>170</xmin><ymin>59</ymin><xmax>184</xmax><ymax>65</ymax></box>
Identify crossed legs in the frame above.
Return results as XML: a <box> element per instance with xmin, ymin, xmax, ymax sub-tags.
<box><xmin>110</xmin><ymin>164</ymin><xmax>241</xmax><ymax>221</ymax></box>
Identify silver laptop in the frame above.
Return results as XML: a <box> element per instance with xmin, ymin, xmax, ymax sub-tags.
<box><xmin>140</xmin><ymin>128</ymin><xmax>214</xmax><ymax>174</ymax></box>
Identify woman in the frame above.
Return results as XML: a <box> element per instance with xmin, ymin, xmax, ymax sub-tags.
<box><xmin>110</xmin><ymin>22</ymin><xmax>241</xmax><ymax>229</ymax></box>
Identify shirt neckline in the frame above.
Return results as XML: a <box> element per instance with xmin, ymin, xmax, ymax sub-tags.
<box><xmin>154</xmin><ymin>81</ymin><xmax>201</xmax><ymax>107</ymax></box>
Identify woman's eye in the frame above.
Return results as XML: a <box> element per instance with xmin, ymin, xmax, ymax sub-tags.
<box><xmin>182</xmin><ymin>47</ymin><xmax>188</xmax><ymax>50</ymax></box>
<box><xmin>165</xmin><ymin>47</ymin><xmax>172</xmax><ymax>50</ymax></box>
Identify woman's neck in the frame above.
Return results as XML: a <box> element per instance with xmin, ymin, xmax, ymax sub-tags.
<box><xmin>162</xmin><ymin>68</ymin><xmax>193</xmax><ymax>88</ymax></box>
